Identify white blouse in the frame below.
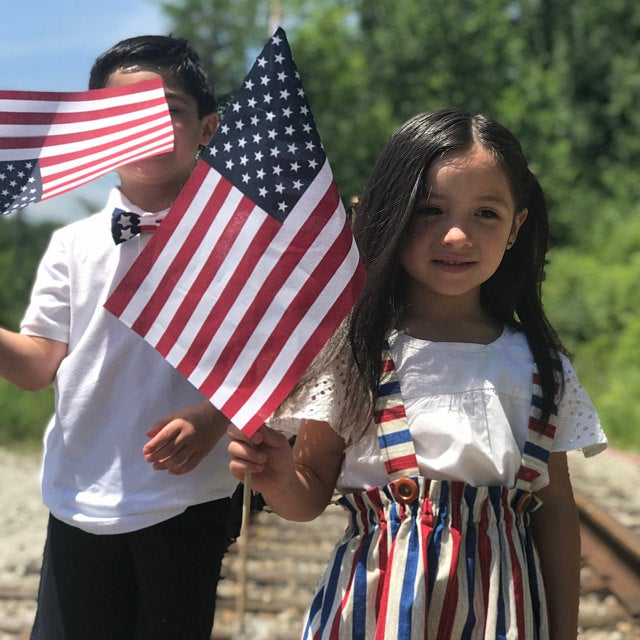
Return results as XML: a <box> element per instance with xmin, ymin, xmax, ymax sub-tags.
<box><xmin>270</xmin><ymin>327</ymin><xmax>607</xmax><ymax>492</ymax></box>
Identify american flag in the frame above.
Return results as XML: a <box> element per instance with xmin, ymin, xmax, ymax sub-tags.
<box><xmin>0</xmin><ymin>79</ymin><xmax>174</xmax><ymax>215</ymax></box>
<box><xmin>105</xmin><ymin>28</ymin><xmax>365</xmax><ymax>435</ymax></box>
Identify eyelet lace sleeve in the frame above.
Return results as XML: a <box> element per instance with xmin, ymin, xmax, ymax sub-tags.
<box><xmin>266</xmin><ymin>352</ymin><xmax>350</xmax><ymax>439</ymax></box>
<box><xmin>555</xmin><ymin>354</ymin><xmax>607</xmax><ymax>456</ymax></box>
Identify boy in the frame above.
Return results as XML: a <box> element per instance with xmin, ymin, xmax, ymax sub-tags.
<box><xmin>0</xmin><ymin>36</ymin><xmax>238</xmax><ymax>639</ymax></box>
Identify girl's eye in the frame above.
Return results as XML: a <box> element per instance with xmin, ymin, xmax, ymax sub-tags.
<box><xmin>414</xmin><ymin>205</ymin><xmax>442</xmax><ymax>217</ymax></box>
<box><xmin>476</xmin><ymin>208</ymin><xmax>499</xmax><ymax>219</ymax></box>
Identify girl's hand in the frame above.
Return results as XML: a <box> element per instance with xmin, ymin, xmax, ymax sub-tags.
<box><xmin>227</xmin><ymin>424</ymin><xmax>295</xmax><ymax>493</ymax></box>
<box><xmin>143</xmin><ymin>401</ymin><xmax>229</xmax><ymax>475</ymax></box>
<box><xmin>228</xmin><ymin>420</ymin><xmax>345</xmax><ymax>522</ymax></box>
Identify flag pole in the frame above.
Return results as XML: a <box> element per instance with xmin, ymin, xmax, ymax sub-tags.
<box><xmin>234</xmin><ymin>472</ymin><xmax>252</xmax><ymax>637</ymax></box>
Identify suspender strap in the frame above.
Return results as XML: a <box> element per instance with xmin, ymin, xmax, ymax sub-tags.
<box><xmin>374</xmin><ymin>343</ymin><xmax>420</xmax><ymax>480</ymax></box>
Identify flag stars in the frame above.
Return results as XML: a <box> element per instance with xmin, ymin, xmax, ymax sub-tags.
<box><xmin>203</xmin><ymin>29</ymin><xmax>327</xmax><ymax>224</ymax></box>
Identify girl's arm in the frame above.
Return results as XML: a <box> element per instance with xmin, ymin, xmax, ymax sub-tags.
<box><xmin>227</xmin><ymin>419</ymin><xmax>345</xmax><ymax>522</ymax></box>
<box><xmin>529</xmin><ymin>451</ymin><xmax>581</xmax><ymax>640</ymax></box>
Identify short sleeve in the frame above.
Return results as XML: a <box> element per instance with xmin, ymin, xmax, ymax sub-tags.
<box><xmin>266</xmin><ymin>351</ymin><xmax>350</xmax><ymax>438</ymax></box>
<box><xmin>20</xmin><ymin>230</ymin><xmax>70</xmax><ymax>344</ymax></box>
<box><xmin>554</xmin><ymin>355</ymin><xmax>607</xmax><ymax>457</ymax></box>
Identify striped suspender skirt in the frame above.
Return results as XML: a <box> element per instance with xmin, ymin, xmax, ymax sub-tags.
<box><xmin>301</xmin><ymin>346</ymin><xmax>560</xmax><ymax>640</ymax></box>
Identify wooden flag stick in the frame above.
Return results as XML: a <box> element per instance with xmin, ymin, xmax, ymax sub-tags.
<box><xmin>233</xmin><ymin>473</ymin><xmax>252</xmax><ymax>637</ymax></box>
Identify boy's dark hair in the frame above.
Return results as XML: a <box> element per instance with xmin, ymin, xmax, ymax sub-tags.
<box><xmin>89</xmin><ymin>35</ymin><xmax>217</xmax><ymax>118</ymax></box>
<box><xmin>345</xmin><ymin>108</ymin><xmax>564</xmax><ymax>427</ymax></box>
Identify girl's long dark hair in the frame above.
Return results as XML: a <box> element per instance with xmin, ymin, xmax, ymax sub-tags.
<box><xmin>287</xmin><ymin>108</ymin><xmax>564</xmax><ymax>439</ymax></box>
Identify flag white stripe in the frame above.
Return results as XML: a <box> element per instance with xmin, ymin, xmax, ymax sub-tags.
<box><xmin>41</xmin><ymin>139</ymin><xmax>175</xmax><ymax>199</ymax></box>
<box><xmin>0</xmin><ymin>103</ymin><xmax>171</xmax><ymax>143</ymax></box>
<box><xmin>225</xmin><ymin>239</ymin><xmax>362</xmax><ymax>426</ymax></box>
<box><xmin>116</xmin><ymin>170</ymin><xmax>240</xmax><ymax>329</ymax></box>
<box><xmin>159</xmin><ymin>201</ymin><xmax>269</xmax><ymax>364</ymax></box>
<box><xmin>0</xmin><ymin>87</ymin><xmax>167</xmax><ymax>114</ymax></box>
<box><xmin>144</xmin><ymin>187</ymin><xmax>250</xmax><ymax>347</ymax></box>
<box><xmin>40</xmin><ymin>125</ymin><xmax>175</xmax><ymax>183</ymax></box>
<box><xmin>167</xmin><ymin>161</ymin><xmax>335</xmax><ymax>383</ymax></box>
<box><xmin>186</xmin><ymin>189</ymin><xmax>343</xmax><ymax>390</ymax></box>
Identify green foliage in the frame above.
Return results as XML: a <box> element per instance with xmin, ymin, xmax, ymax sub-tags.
<box><xmin>0</xmin><ymin>215</ymin><xmax>59</xmax><ymax>447</ymax></box>
<box><xmin>0</xmin><ymin>215</ymin><xmax>58</xmax><ymax>330</ymax></box>
<box><xmin>0</xmin><ymin>380</ymin><xmax>52</xmax><ymax>449</ymax></box>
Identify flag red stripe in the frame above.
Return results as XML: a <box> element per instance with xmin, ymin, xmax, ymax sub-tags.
<box><xmin>0</xmin><ymin>99</ymin><xmax>169</xmax><ymax>127</ymax></box>
<box><xmin>187</xmin><ymin>183</ymin><xmax>341</xmax><ymax>387</ymax></box>
<box><xmin>103</xmin><ymin>162</ymin><xmax>212</xmax><ymax>318</ymax></box>
<box><xmin>154</xmin><ymin>193</ymin><xmax>267</xmax><ymax>357</ymax></box>
<box><xmin>199</xmin><ymin>201</ymin><xmax>349</xmax><ymax>401</ymax></box>
<box><xmin>131</xmin><ymin>178</ymin><xmax>236</xmax><ymax>337</ymax></box>
<box><xmin>0</xmin><ymin>79</ymin><xmax>164</xmax><ymax>104</ymax></box>
<box><xmin>1</xmin><ymin>113</ymin><xmax>171</xmax><ymax>152</ymax></box>
<box><xmin>224</xmin><ymin>256</ymin><xmax>365</xmax><ymax>434</ymax></box>
<box><xmin>38</xmin><ymin>124</ymin><xmax>173</xmax><ymax>179</ymax></box>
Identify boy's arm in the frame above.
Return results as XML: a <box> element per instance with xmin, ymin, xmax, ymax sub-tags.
<box><xmin>228</xmin><ymin>419</ymin><xmax>344</xmax><ymax>522</ymax></box>
<box><xmin>143</xmin><ymin>400</ymin><xmax>231</xmax><ymax>475</ymax></box>
<box><xmin>529</xmin><ymin>451</ymin><xmax>581</xmax><ymax>640</ymax></box>
<box><xmin>0</xmin><ymin>328</ymin><xmax>67</xmax><ymax>391</ymax></box>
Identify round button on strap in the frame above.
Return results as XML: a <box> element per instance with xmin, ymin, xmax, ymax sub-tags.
<box><xmin>392</xmin><ymin>477</ymin><xmax>419</xmax><ymax>504</ymax></box>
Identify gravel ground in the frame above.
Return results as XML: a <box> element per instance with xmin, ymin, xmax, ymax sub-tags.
<box><xmin>0</xmin><ymin>445</ymin><xmax>637</xmax><ymax>639</ymax></box>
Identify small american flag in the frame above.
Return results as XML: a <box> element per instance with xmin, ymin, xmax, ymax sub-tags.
<box><xmin>0</xmin><ymin>79</ymin><xmax>174</xmax><ymax>215</ymax></box>
<box><xmin>105</xmin><ymin>28</ymin><xmax>365</xmax><ymax>435</ymax></box>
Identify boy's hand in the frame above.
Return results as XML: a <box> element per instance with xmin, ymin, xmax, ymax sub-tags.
<box><xmin>143</xmin><ymin>401</ymin><xmax>229</xmax><ymax>475</ymax></box>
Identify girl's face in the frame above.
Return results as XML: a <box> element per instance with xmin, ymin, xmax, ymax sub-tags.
<box><xmin>400</xmin><ymin>144</ymin><xmax>527</xmax><ymax>309</ymax></box>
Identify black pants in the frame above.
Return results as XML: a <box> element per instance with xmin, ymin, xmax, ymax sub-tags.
<box><xmin>30</xmin><ymin>498</ymin><xmax>234</xmax><ymax>640</ymax></box>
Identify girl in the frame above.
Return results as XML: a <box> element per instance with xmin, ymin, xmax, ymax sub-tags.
<box><xmin>227</xmin><ymin>109</ymin><xmax>607</xmax><ymax>639</ymax></box>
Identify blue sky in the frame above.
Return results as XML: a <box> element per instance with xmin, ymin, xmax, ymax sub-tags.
<box><xmin>1</xmin><ymin>0</ymin><xmax>170</xmax><ymax>223</ymax></box>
